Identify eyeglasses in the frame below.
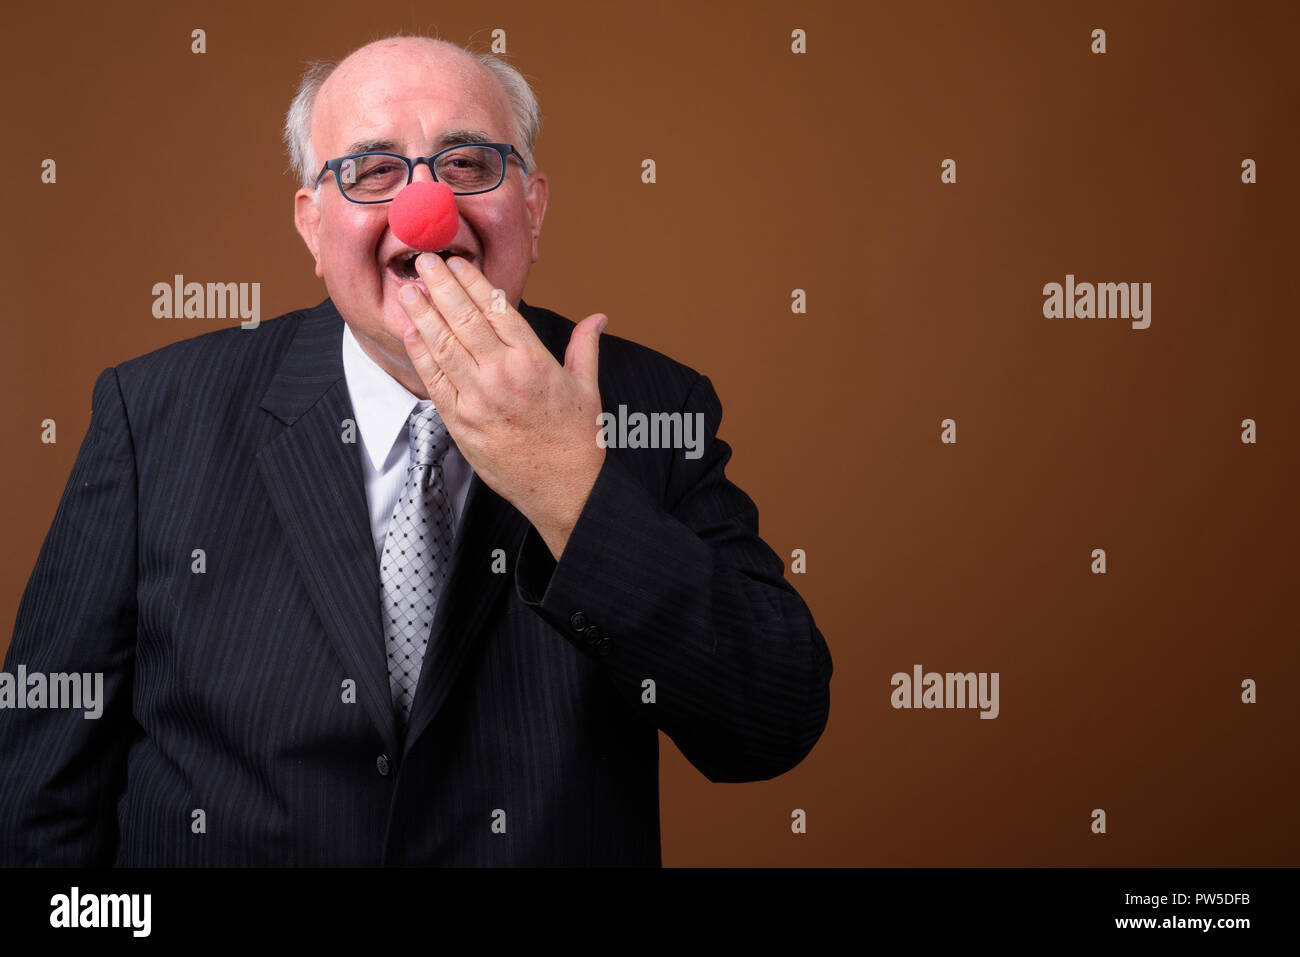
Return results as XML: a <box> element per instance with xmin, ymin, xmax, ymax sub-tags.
<box><xmin>314</xmin><ymin>143</ymin><xmax>530</xmax><ymax>204</ymax></box>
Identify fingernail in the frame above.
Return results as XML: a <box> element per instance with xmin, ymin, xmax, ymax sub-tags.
<box><xmin>399</xmin><ymin>285</ymin><xmax>418</xmax><ymax>303</ymax></box>
<box><xmin>416</xmin><ymin>253</ymin><xmax>437</xmax><ymax>270</ymax></box>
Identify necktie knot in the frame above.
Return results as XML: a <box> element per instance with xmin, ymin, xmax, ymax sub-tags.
<box><xmin>409</xmin><ymin>405</ymin><xmax>452</xmax><ymax>468</ymax></box>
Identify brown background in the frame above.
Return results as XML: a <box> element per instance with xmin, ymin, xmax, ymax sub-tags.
<box><xmin>1</xmin><ymin>0</ymin><xmax>1296</xmax><ymax>866</ymax></box>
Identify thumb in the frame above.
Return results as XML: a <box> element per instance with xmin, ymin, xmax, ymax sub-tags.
<box><xmin>564</xmin><ymin>313</ymin><xmax>606</xmax><ymax>387</ymax></box>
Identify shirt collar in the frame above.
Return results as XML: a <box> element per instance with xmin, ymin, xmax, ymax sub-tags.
<box><xmin>341</xmin><ymin>322</ymin><xmax>433</xmax><ymax>471</ymax></box>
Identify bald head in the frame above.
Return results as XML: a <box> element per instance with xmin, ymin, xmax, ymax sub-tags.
<box><xmin>284</xmin><ymin>35</ymin><xmax>541</xmax><ymax>190</ymax></box>
<box><xmin>322</xmin><ymin>37</ymin><xmax>495</xmax><ymax>106</ymax></box>
<box><xmin>315</xmin><ymin>38</ymin><xmax>515</xmax><ymax>168</ymax></box>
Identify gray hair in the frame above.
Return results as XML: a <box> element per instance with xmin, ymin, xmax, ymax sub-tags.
<box><xmin>282</xmin><ymin>36</ymin><xmax>542</xmax><ymax>191</ymax></box>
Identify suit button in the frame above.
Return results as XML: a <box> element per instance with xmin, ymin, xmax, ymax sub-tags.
<box><xmin>376</xmin><ymin>754</ymin><xmax>391</xmax><ymax>777</ymax></box>
<box><xmin>583</xmin><ymin>625</ymin><xmax>602</xmax><ymax>646</ymax></box>
<box><xmin>570</xmin><ymin>611</ymin><xmax>589</xmax><ymax>633</ymax></box>
<box><xmin>597</xmin><ymin>636</ymin><xmax>612</xmax><ymax>656</ymax></box>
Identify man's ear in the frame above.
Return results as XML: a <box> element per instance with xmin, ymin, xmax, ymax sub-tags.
<box><xmin>294</xmin><ymin>187</ymin><xmax>324</xmax><ymax>279</ymax></box>
<box><xmin>524</xmin><ymin>171</ymin><xmax>549</xmax><ymax>263</ymax></box>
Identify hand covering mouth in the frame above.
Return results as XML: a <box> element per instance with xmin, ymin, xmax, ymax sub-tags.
<box><xmin>388</xmin><ymin>247</ymin><xmax>472</xmax><ymax>280</ymax></box>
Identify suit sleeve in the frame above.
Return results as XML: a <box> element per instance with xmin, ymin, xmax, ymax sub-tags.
<box><xmin>515</xmin><ymin>373</ymin><xmax>831</xmax><ymax>783</ymax></box>
<box><xmin>0</xmin><ymin>367</ymin><xmax>138</xmax><ymax>865</ymax></box>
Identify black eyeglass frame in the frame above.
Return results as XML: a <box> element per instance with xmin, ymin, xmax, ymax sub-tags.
<box><xmin>314</xmin><ymin>143</ymin><xmax>530</xmax><ymax>203</ymax></box>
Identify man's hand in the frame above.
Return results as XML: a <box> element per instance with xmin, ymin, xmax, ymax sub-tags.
<box><xmin>397</xmin><ymin>252</ymin><xmax>607</xmax><ymax>561</ymax></box>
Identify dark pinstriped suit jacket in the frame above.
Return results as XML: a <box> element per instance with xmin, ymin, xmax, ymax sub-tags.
<box><xmin>0</xmin><ymin>297</ymin><xmax>831</xmax><ymax>866</ymax></box>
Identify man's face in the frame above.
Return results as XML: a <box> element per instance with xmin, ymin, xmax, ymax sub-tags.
<box><xmin>294</xmin><ymin>41</ymin><xmax>548</xmax><ymax>393</ymax></box>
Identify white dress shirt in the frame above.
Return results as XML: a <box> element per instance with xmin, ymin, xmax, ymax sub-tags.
<box><xmin>341</xmin><ymin>323</ymin><xmax>474</xmax><ymax>565</ymax></box>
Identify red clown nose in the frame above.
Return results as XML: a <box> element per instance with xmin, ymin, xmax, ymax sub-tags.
<box><xmin>387</xmin><ymin>181</ymin><xmax>460</xmax><ymax>251</ymax></box>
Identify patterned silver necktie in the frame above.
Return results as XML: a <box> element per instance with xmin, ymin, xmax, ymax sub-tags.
<box><xmin>381</xmin><ymin>405</ymin><xmax>455</xmax><ymax>730</ymax></box>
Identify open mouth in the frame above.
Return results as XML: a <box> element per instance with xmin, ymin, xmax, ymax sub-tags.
<box><xmin>388</xmin><ymin>248</ymin><xmax>467</xmax><ymax>281</ymax></box>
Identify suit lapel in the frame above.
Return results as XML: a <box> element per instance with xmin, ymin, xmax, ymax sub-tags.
<box><xmin>255</xmin><ymin>300</ymin><xmax>400</xmax><ymax>758</ymax></box>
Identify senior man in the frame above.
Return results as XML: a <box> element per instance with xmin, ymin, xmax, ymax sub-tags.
<box><xmin>0</xmin><ymin>35</ymin><xmax>831</xmax><ymax>866</ymax></box>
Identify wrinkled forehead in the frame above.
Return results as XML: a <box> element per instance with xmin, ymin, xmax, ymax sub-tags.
<box><xmin>314</xmin><ymin>50</ymin><xmax>512</xmax><ymax>160</ymax></box>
